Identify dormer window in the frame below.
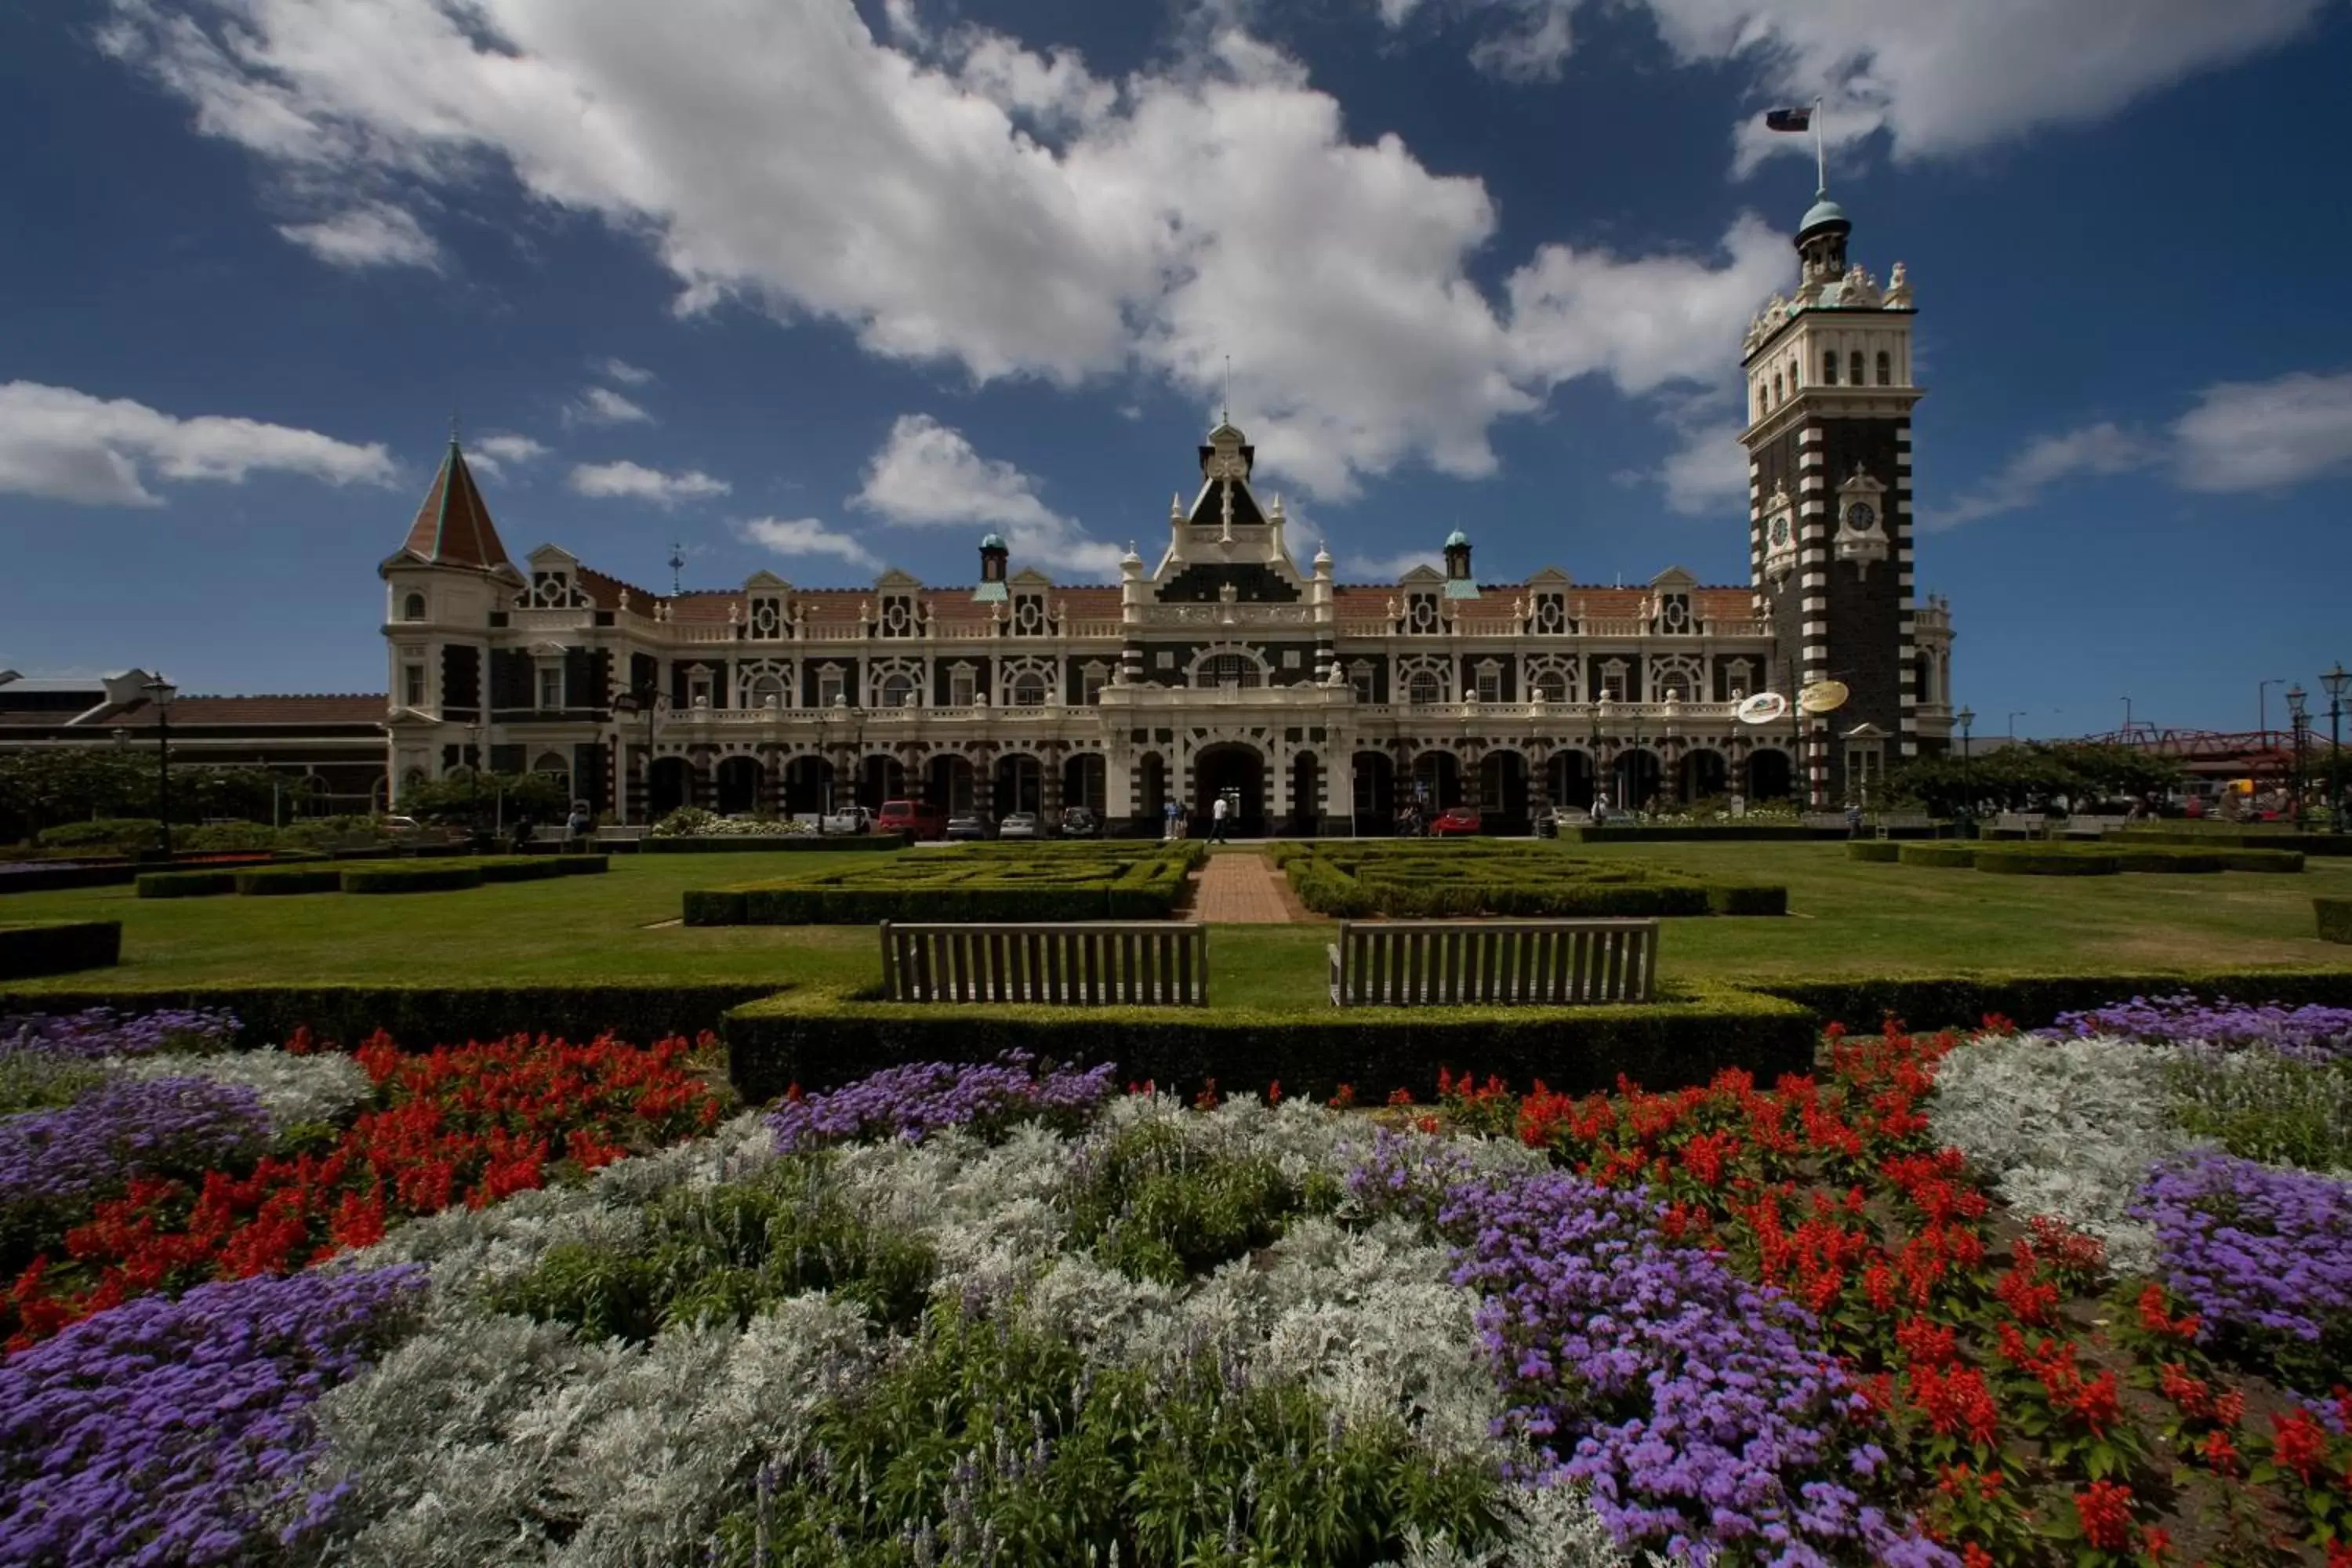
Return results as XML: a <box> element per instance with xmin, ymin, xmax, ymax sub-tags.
<box><xmin>401</xmin><ymin>592</ymin><xmax>426</xmax><ymax>622</ymax></box>
<box><xmin>1406</xmin><ymin>593</ymin><xmax>1439</xmax><ymax>635</ymax></box>
<box><xmin>748</xmin><ymin>596</ymin><xmax>784</xmax><ymax>640</ymax></box>
<box><xmin>1656</xmin><ymin>593</ymin><xmax>1692</xmax><ymax>634</ymax></box>
<box><xmin>1011</xmin><ymin>594</ymin><xmax>1047</xmax><ymax>637</ymax></box>
<box><xmin>530</xmin><ymin>570</ymin><xmax>589</xmax><ymax>609</ymax></box>
<box><xmin>1531</xmin><ymin>593</ymin><xmax>1567</xmax><ymax>636</ymax></box>
<box><xmin>878</xmin><ymin>594</ymin><xmax>916</xmax><ymax>638</ymax></box>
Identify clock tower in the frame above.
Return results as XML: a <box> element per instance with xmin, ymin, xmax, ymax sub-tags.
<box><xmin>1740</xmin><ymin>188</ymin><xmax>1927</xmax><ymax>808</ymax></box>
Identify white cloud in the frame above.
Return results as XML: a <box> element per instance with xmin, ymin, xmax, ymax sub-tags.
<box><xmin>465</xmin><ymin>431</ymin><xmax>548</xmax><ymax>479</ymax></box>
<box><xmin>566</xmin><ymin>387</ymin><xmax>652</xmax><ymax>426</ymax></box>
<box><xmin>567</xmin><ymin>459</ymin><xmax>730</xmax><ymax>505</ymax></box>
<box><xmin>597</xmin><ymin>357</ymin><xmax>655</xmax><ymax>385</ymax></box>
<box><xmin>853</xmin><ymin>413</ymin><xmax>1123</xmax><ymax>578</ymax></box>
<box><xmin>0</xmin><ymin>379</ymin><xmax>396</xmax><ymax>506</ymax></box>
<box><xmin>739</xmin><ymin>515</ymin><xmax>879</xmax><ymax>569</ymax></box>
<box><xmin>1347</xmin><ymin>549</ymin><xmax>1441</xmax><ymax>581</ymax></box>
<box><xmin>2173</xmin><ymin>371</ymin><xmax>2352</xmax><ymax>493</ymax></box>
<box><xmin>99</xmin><ymin>0</ymin><xmax>1810</xmax><ymax>503</ymax></box>
<box><xmin>1926</xmin><ymin>422</ymin><xmax>2154</xmax><ymax>531</ymax></box>
<box><xmin>1657</xmin><ymin>416</ymin><xmax>1748</xmax><ymax>516</ymax></box>
<box><xmin>274</xmin><ymin>201</ymin><xmax>441</xmax><ymax>269</ymax></box>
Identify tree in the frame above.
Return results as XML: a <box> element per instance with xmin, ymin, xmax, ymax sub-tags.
<box><xmin>397</xmin><ymin>769</ymin><xmax>568</xmax><ymax>827</ymax></box>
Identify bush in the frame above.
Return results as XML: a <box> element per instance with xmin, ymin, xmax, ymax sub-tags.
<box><xmin>0</xmin><ymin>865</ymin><xmax>140</xmax><ymax>895</ymax></box>
<box><xmin>1973</xmin><ymin>848</ymin><xmax>2119</xmax><ymax>877</ymax></box>
<box><xmin>640</xmin><ymin>834</ymin><xmax>902</xmax><ymax>853</ymax></box>
<box><xmin>339</xmin><ymin>863</ymin><xmax>484</xmax><ymax>894</ymax></box>
<box><xmin>1705</xmin><ymin>884</ymin><xmax>1788</xmax><ymax>916</ymax></box>
<box><xmin>37</xmin><ymin>819</ymin><xmax>162</xmax><ymax>852</ymax></box>
<box><xmin>134</xmin><ymin>870</ymin><xmax>238</xmax><ymax>898</ymax></box>
<box><xmin>2113</xmin><ymin>828</ymin><xmax>2351</xmax><ymax>858</ymax></box>
<box><xmin>1845</xmin><ymin>840</ymin><xmax>1901</xmax><ymax>862</ymax></box>
<box><xmin>2216</xmin><ymin>848</ymin><xmax>2305</xmax><ymax>873</ymax></box>
<box><xmin>722</xmin><ymin>978</ymin><xmax>1819</xmax><ymax>1102</ymax></box>
<box><xmin>1758</xmin><ymin>971</ymin><xmax>2352</xmax><ymax>1034</ymax></box>
<box><xmin>2320</xmin><ymin>898</ymin><xmax>2352</xmax><ymax>945</ymax></box>
<box><xmin>1560</xmin><ymin>822</ymin><xmax>1827</xmax><ymax>842</ymax></box>
<box><xmin>0</xmin><ymin>921</ymin><xmax>121</xmax><ymax>980</ymax></box>
<box><xmin>233</xmin><ymin>866</ymin><xmax>348</xmax><ymax>895</ymax></box>
<box><xmin>177</xmin><ymin>822</ymin><xmax>281</xmax><ymax>852</ymax></box>
<box><xmin>2107</xmin><ymin>848</ymin><xmax>2226</xmax><ymax>873</ymax></box>
<box><xmin>687</xmin><ymin>844</ymin><xmax>1200</xmax><ymax>924</ymax></box>
<box><xmin>1897</xmin><ymin>844</ymin><xmax>1977</xmax><ymax>868</ymax></box>
<box><xmin>471</xmin><ymin>856</ymin><xmax>569</xmax><ymax>884</ymax></box>
<box><xmin>1276</xmin><ymin>842</ymin><xmax>1781</xmax><ymax>919</ymax></box>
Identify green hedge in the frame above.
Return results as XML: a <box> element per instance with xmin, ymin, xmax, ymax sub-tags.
<box><xmin>1897</xmin><ymin>844</ymin><xmax>1978</xmax><ymax>869</ymax></box>
<box><xmin>1756</xmin><ymin>970</ymin><xmax>2352</xmax><ymax>1034</ymax></box>
<box><xmin>0</xmin><ymin>920</ymin><xmax>122</xmax><ymax>980</ymax></box>
<box><xmin>0</xmin><ymin>983</ymin><xmax>780</xmax><ymax>1049</ymax></box>
<box><xmin>1557</xmin><ymin>823</ymin><xmax>1828</xmax><ymax>842</ymax></box>
<box><xmin>2111</xmin><ymin>828</ymin><xmax>2352</xmax><ymax>857</ymax></box>
<box><xmin>0</xmin><ymin>863</ymin><xmax>140</xmax><ymax>895</ymax></box>
<box><xmin>1973</xmin><ymin>849</ymin><xmax>2119</xmax><ymax>877</ymax></box>
<box><xmin>341</xmin><ymin>863</ymin><xmax>484</xmax><ymax>894</ymax></box>
<box><xmin>721</xmin><ymin>979</ymin><xmax>1818</xmax><ymax>1102</ymax></box>
<box><xmin>686</xmin><ymin>844</ymin><xmax>1200</xmax><ymax>925</ymax></box>
<box><xmin>234</xmin><ymin>866</ymin><xmax>348</xmax><ymax>895</ymax></box>
<box><xmin>1273</xmin><ymin>842</ymin><xmax>1784</xmax><ymax>920</ymax></box>
<box><xmin>1845</xmin><ymin>841</ymin><xmax>1902</xmax><ymax>862</ymax></box>
<box><xmin>135</xmin><ymin>870</ymin><xmax>239</xmax><ymax>898</ymax></box>
<box><xmin>641</xmin><ymin>834</ymin><xmax>906</xmax><ymax>854</ymax></box>
<box><xmin>2320</xmin><ymin>899</ymin><xmax>2352</xmax><ymax>945</ymax></box>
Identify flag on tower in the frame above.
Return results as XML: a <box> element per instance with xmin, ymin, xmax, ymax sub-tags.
<box><xmin>1763</xmin><ymin>107</ymin><xmax>1813</xmax><ymax>132</ymax></box>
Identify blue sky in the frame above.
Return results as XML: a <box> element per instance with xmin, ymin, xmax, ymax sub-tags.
<box><xmin>4</xmin><ymin>0</ymin><xmax>2351</xmax><ymax>737</ymax></box>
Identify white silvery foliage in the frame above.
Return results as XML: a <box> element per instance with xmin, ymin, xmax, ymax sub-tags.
<box><xmin>1378</xmin><ymin>1478</ymin><xmax>1636</xmax><ymax>1568</ymax></box>
<box><xmin>104</xmin><ymin>1047</ymin><xmax>372</xmax><ymax>1138</ymax></box>
<box><xmin>831</xmin><ymin>1121</ymin><xmax>1073</xmax><ymax>1301</ymax></box>
<box><xmin>1929</xmin><ymin>1032</ymin><xmax>2208</xmax><ymax>1276</ymax></box>
<box><xmin>297</xmin><ymin>1295</ymin><xmax>873</xmax><ymax>1567</ymax></box>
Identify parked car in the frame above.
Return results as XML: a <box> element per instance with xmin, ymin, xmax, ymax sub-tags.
<box><xmin>1427</xmin><ymin>808</ymin><xmax>1483</xmax><ymax>837</ymax></box>
<box><xmin>945</xmin><ymin>813</ymin><xmax>996</xmax><ymax>841</ymax></box>
<box><xmin>875</xmin><ymin>799</ymin><xmax>949</xmax><ymax>840</ymax></box>
<box><xmin>1057</xmin><ymin>805</ymin><xmax>1102</xmax><ymax>839</ymax></box>
<box><xmin>818</xmin><ymin>804</ymin><xmax>873</xmax><ymax>835</ymax></box>
<box><xmin>997</xmin><ymin>811</ymin><xmax>1044</xmax><ymax>840</ymax></box>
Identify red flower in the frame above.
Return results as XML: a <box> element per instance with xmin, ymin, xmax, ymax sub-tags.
<box><xmin>2071</xmin><ymin>1480</ymin><xmax>2135</xmax><ymax>1552</ymax></box>
<box><xmin>2270</xmin><ymin>1409</ymin><xmax>2330</xmax><ymax>1487</ymax></box>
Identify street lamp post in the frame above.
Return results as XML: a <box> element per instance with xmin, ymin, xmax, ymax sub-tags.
<box><xmin>2286</xmin><ymin>685</ymin><xmax>2309</xmax><ymax>829</ymax></box>
<box><xmin>140</xmin><ymin>675</ymin><xmax>176</xmax><ymax>858</ymax></box>
<box><xmin>2006</xmin><ymin>710</ymin><xmax>2026</xmax><ymax>741</ymax></box>
<box><xmin>2323</xmin><ymin>662</ymin><xmax>2350</xmax><ymax>834</ymax></box>
<box><xmin>1955</xmin><ymin>706</ymin><xmax>1975</xmax><ymax>835</ymax></box>
<box><xmin>1591</xmin><ymin>695</ymin><xmax>1609</xmax><ymax>814</ymax></box>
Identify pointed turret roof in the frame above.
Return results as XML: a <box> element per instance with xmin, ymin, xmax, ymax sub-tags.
<box><xmin>397</xmin><ymin>440</ymin><xmax>512</xmax><ymax>570</ymax></box>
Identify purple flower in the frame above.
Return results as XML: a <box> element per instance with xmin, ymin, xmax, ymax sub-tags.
<box><xmin>0</xmin><ymin>1008</ymin><xmax>242</xmax><ymax>1062</ymax></box>
<box><xmin>2054</xmin><ymin>994</ymin><xmax>2352</xmax><ymax>1063</ymax></box>
<box><xmin>1</xmin><ymin>1077</ymin><xmax>270</xmax><ymax>1242</ymax></box>
<box><xmin>2133</xmin><ymin>1151</ymin><xmax>2352</xmax><ymax>1348</ymax></box>
<box><xmin>768</xmin><ymin>1053</ymin><xmax>1117</xmax><ymax>1151</ymax></box>
<box><xmin>0</xmin><ymin>1265</ymin><xmax>424</xmax><ymax>1566</ymax></box>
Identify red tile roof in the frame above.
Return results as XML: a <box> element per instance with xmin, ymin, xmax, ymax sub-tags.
<box><xmin>103</xmin><ymin>695</ymin><xmax>387</xmax><ymax>727</ymax></box>
<box><xmin>397</xmin><ymin>442</ymin><xmax>511</xmax><ymax>570</ymax></box>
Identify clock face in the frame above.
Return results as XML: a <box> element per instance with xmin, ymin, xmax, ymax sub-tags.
<box><xmin>1847</xmin><ymin>502</ymin><xmax>1876</xmax><ymax>529</ymax></box>
<box><xmin>1769</xmin><ymin>515</ymin><xmax>1791</xmax><ymax>546</ymax></box>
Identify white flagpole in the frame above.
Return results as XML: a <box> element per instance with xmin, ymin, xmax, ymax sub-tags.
<box><xmin>1813</xmin><ymin>96</ymin><xmax>1827</xmax><ymax>191</ymax></box>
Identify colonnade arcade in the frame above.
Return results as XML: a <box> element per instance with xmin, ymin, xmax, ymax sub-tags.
<box><xmin>615</xmin><ymin>726</ymin><xmax>1795</xmax><ymax>832</ymax></box>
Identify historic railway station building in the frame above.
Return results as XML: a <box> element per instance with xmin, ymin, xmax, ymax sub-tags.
<box><xmin>378</xmin><ymin>191</ymin><xmax>1956</xmax><ymax>834</ymax></box>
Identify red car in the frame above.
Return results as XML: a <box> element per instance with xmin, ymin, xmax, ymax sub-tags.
<box><xmin>1427</xmin><ymin>808</ymin><xmax>1483</xmax><ymax>837</ymax></box>
<box><xmin>874</xmin><ymin>799</ymin><xmax>949</xmax><ymax>841</ymax></box>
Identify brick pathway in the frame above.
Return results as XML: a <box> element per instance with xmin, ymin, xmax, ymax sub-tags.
<box><xmin>1189</xmin><ymin>851</ymin><xmax>1294</xmax><ymax>923</ymax></box>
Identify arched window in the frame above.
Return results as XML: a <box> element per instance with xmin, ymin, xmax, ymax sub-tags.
<box><xmin>1771</xmin><ymin>370</ymin><xmax>1783</xmax><ymax>406</ymax></box>
<box><xmin>401</xmin><ymin>592</ymin><xmax>426</xmax><ymax>621</ymax></box>
<box><xmin>1849</xmin><ymin>350</ymin><xmax>1864</xmax><ymax>387</ymax></box>
<box><xmin>1532</xmin><ymin>671</ymin><xmax>1569</xmax><ymax>702</ymax></box>
<box><xmin>1407</xmin><ymin>672</ymin><xmax>1441</xmax><ymax>705</ymax></box>
<box><xmin>1011</xmin><ymin>673</ymin><xmax>1048</xmax><ymax>707</ymax></box>
<box><xmin>746</xmin><ymin>672</ymin><xmax>786</xmax><ymax>709</ymax></box>
<box><xmin>1876</xmin><ymin>350</ymin><xmax>1892</xmax><ymax>387</ymax></box>
<box><xmin>1195</xmin><ymin>654</ymin><xmax>1262</xmax><ymax>689</ymax></box>
<box><xmin>880</xmin><ymin>673</ymin><xmax>916</xmax><ymax>708</ymax></box>
<box><xmin>1822</xmin><ymin>350</ymin><xmax>1838</xmax><ymax>386</ymax></box>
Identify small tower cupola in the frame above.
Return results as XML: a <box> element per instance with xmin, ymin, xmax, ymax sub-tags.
<box><xmin>972</xmin><ymin>532</ymin><xmax>1010</xmax><ymax>602</ymax></box>
<box><xmin>1442</xmin><ymin>529</ymin><xmax>1481</xmax><ymax>600</ymax></box>
<box><xmin>1796</xmin><ymin>190</ymin><xmax>1851</xmax><ymax>285</ymax></box>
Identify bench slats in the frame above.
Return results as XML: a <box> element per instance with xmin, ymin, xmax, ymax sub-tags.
<box><xmin>880</xmin><ymin>922</ymin><xmax>1207</xmax><ymax>1006</ymax></box>
<box><xmin>1327</xmin><ymin>919</ymin><xmax>1657</xmax><ymax>1007</ymax></box>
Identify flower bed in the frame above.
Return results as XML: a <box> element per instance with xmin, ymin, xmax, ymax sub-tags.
<box><xmin>1271</xmin><ymin>840</ymin><xmax>1787</xmax><ymax>917</ymax></box>
<box><xmin>0</xmin><ymin>1011</ymin><xmax>731</xmax><ymax>1352</ymax></box>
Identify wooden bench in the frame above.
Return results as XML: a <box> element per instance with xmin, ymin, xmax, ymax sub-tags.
<box><xmin>880</xmin><ymin>921</ymin><xmax>1207</xmax><ymax>1005</ymax></box>
<box><xmin>1327</xmin><ymin>919</ymin><xmax>1657</xmax><ymax>1007</ymax></box>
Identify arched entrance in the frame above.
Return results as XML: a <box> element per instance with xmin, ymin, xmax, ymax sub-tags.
<box><xmin>927</xmin><ymin>754</ymin><xmax>975</xmax><ymax>813</ymax></box>
<box><xmin>1289</xmin><ymin>753</ymin><xmax>1321</xmax><ymax>835</ymax></box>
<box><xmin>1548</xmin><ymin>750</ymin><xmax>1595</xmax><ymax>811</ymax></box>
<box><xmin>532</xmin><ymin>751</ymin><xmax>572</xmax><ymax>806</ymax></box>
<box><xmin>1612</xmin><ymin>748</ymin><xmax>1662</xmax><ymax>812</ymax></box>
<box><xmin>1351</xmin><ymin>750</ymin><xmax>1395</xmax><ymax>829</ymax></box>
<box><xmin>994</xmin><ymin>753</ymin><xmax>1044</xmax><ymax>818</ymax></box>
<box><xmin>859</xmin><ymin>755</ymin><xmax>906</xmax><ymax>811</ymax></box>
<box><xmin>1679</xmin><ymin>748</ymin><xmax>1729</xmax><ymax>806</ymax></box>
<box><xmin>1479</xmin><ymin>750</ymin><xmax>1529</xmax><ymax>833</ymax></box>
<box><xmin>1062</xmin><ymin>753</ymin><xmax>1106</xmax><ymax>816</ymax></box>
<box><xmin>1193</xmin><ymin>743</ymin><xmax>1265</xmax><ymax>836</ymax></box>
<box><xmin>649</xmin><ymin>757</ymin><xmax>693</xmax><ymax>820</ymax></box>
<box><xmin>1748</xmin><ymin>747</ymin><xmax>1795</xmax><ymax>804</ymax></box>
<box><xmin>782</xmin><ymin>755</ymin><xmax>833</xmax><ymax>815</ymax></box>
<box><xmin>1410</xmin><ymin>750</ymin><xmax>1461</xmax><ymax>812</ymax></box>
<box><xmin>1135</xmin><ymin>753</ymin><xmax>1168</xmax><ymax>828</ymax></box>
<box><xmin>714</xmin><ymin>755</ymin><xmax>762</xmax><ymax>815</ymax></box>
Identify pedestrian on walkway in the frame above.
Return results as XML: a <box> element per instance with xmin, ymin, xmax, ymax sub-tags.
<box><xmin>1163</xmin><ymin>797</ymin><xmax>1181</xmax><ymax>840</ymax></box>
<box><xmin>1210</xmin><ymin>793</ymin><xmax>1229</xmax><ymax>844</ymax></box>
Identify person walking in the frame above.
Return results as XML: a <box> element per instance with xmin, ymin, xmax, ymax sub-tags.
<box><xmin>1591</xmin><ymin>789</ymin><xmax>1610</xmax><ymax>826</ymax></box>
<box><xmin>1845</xmin><ymin>800</ymin><xmax>1864</xmax><ymax>839</ymax></box>
<box><xmin>566</xmin><ymin>801</ymin><xmax>592</xmax><ymax>848</ymax></box>
<box><xmin>1163</xmin><ymin>797</ymin><xmax>1181</xmax><ymax>840</ymax></box>
<box><xmin>1210</xmin><ymin>792</ymin><xmax>1229</xmax><ymax>844</ymax></box>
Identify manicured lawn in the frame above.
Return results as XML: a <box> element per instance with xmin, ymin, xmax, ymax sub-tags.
<box><xmin>2</xmin><ymin>843</ymin><xmax>2347</xmax><ymax>1011</ymax></box>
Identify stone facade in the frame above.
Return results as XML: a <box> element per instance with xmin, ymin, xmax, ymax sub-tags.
<box><xmin>381</xmin><ymin>195</ymin><xmax>1955</xmax><ymax>831</ymax></box>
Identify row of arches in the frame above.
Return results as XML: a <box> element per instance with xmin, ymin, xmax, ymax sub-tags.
<box><xmin>646</xmin><ymin>752</ymin><xmax>1112</xmax><ymax>820</ymax></box>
